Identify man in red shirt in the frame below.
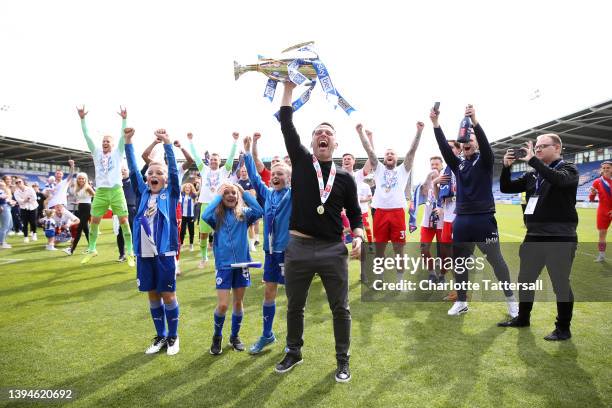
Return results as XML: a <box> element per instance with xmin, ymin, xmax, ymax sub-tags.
<box><xmin>590</xmin><ymin>161</ymin><xmax>612</xmax><ymax>262</ymax></box>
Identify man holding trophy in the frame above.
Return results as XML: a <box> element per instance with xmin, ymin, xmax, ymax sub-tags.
<box><xmin>275</xmin><ymin>81</ymin><xmax>363</xmax><ymax>383</ymax></box>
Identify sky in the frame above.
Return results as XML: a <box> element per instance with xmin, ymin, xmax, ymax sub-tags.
<box><xmin>1</xmin><ymin>0</ymin><xmax>611</xmax><ymax>181</ymax></box>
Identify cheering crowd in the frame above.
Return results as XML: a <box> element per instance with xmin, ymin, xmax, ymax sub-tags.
<box><xmin>0</xmin><ymin>86</ymin><xmax>610</xmax><ymax>383</ymax></box>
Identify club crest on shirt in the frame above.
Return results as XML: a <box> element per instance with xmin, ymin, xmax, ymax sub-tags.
<box><xmin>160</xmin><ymin>193</ymin><xmax>167</xmax><ymax>200</ymax></box>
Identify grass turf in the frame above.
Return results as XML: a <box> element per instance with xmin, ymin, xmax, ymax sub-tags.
<box><xmin>0</xmin><ymin>204</ymin><xmax>610</xmax><ymax>408</ymax></box>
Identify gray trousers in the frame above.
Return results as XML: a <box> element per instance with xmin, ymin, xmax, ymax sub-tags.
<box><xmin>284</xmin><ymin>235</ymin><xmax>351</xmax><ymax>360</ymax></box>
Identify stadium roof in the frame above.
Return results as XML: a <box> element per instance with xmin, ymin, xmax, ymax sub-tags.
<box><xmin>490</xmin><ymin>99</ymin><xmax>612</xmax><ymax>161</ymax></box>
<box><xmin>0</xmin><ymin>135</ymin><xmax>91</xmax><ymax>164</ymax></box>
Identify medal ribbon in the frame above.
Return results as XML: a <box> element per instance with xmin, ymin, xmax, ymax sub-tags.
<box><xmin>312</xmin><ymin>156</ymin><xmax>336</xmax><ymax>207</ymax></box>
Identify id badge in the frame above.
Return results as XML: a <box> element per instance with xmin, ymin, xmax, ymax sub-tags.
<box><xmin>524</xmin><ymin>196</ymin><xmax>539</xmax><ymax>215</ymax></box>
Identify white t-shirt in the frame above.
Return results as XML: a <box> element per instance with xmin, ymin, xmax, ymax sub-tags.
<box><xmin>198</xmin><ymin>166</ymin><xmax>230</xmax><ymax>203</ymax></box>
<box><xmin>420</xmin><ymin>188</ymin><xmax>443</xmax><ymax>230</ymax></box>
<box><xmin>94</xmin><ymin>148</ymin><xmax>123</xmax><ymax>188</ymax></box>
<box><xmin>141</xmin><ymin>194</ymin><xmax>159</xmax><ymax>258</ymax></box>
<box><xmin>357</xmin><ymin>182</ymin><xmax>372</xmax><ymax>214</ymax></box>
<box><xmin>14</xmin><ymin>187</ymin><xmax>38</xmax><ymax>210</ymax></box>
<box><xmin>371</xmin><ymin>163</ymin><xmax>411</xmax><ymax>209</ymax></box>
<box><xmin>47</xmin><ymin>178</ymin><xmax>71</xmax><ymax>208</ymax></box>
<box><xmin>53</xmin><ymin>209</ymin><xmax>78</xmax><ymax>227</ymax></box>
<box><xmin>353</xmin><ymin>168</ymin><xmax>366</xmax><ymax>185</ymax></box>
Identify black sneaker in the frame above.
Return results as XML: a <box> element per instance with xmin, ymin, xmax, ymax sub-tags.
<box><xmin>544</xmin><ymin>328</ymin><xmax>571</xmax><ymax>341</ymax></box>
<box><xmin>497</xmin><ymin>316</ymin><xmax>530</xmax><ymax>328</ymax></box>
<box><xmin>229</xmin><ymin>335</ymin><xmax>245</xmax><ymax>351</ymax></box>
<box><xmin>210</xmin><ymin>335</ymin><xmax>223</xmax><ymax>355</ymax></box>
<box><xmin>335</xmin><ymin>359</ymin><xmax>351</xmax><ymax>383</ymax></box>
<box><xmin>117</xmin><ymin>254</ymin><xmax>126</xmax><ymax>262</ymax></box>
<box><xmin>275</xmin><ymin>352</ymin><xmax>303</xmax><ymax>373</ymax></box>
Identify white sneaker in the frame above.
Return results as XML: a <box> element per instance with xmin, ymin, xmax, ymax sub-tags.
<box><xmin>46</xmin><ymin>245</ymin><xmax>57</xmax><ymax>251</ymax></box>
<box><xmin>594</xmin><ymin>253</ymin><xmax>605</xmax><ymax>263</ymax></box>
<box><xmin>145</xmin><ymin>336</ymin><xmax>167</xmax><ymax>354</ymax></box>
<box><xmin>8</xmin><ymin>231</ymin><xmax>15</xmax><ymax>236</ymax></box>
<box><xmin>32</xmin><ymin>233</ymin><xmax>37</xmax><ymax>241</ymax></box>
<box><xmin>506</xmin><ymin>296</ymin><xmax>519</xmax><ymax>318</ymax></box>
<box><xmin>63</xmin><ymin>247</ymin><xmax>73</xmax><ymax>255</ymax></box>
<box><xmin>448</xmin><ymin>301</ymin><xmax>469</xmax><ymax>316</ymax></box>
<box><xmin>167</xmin><ymin>337</ymin><xmax>180</xmax><ymax>355</ymax></box>
<box><xmin>1</xmin><ymin>242</ymin><xmax>11</xmax><ymax>249</ymax></box>
<box><xmin>189</xmin><ymin>244</ymin><xmax>194</xmax><ymax>252</ymax></box>
<box><xmin>24</xmin><ymin>237</ymin><xmax>29</xmax><ymax>243</ymax></box>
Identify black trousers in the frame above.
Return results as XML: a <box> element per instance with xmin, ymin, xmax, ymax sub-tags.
<box><xmin>180</xmin><ymin>216</ymin><xmax>195</xmax><ymax>245</ymax></box>
<box><xmin>71</xmin><ymin>203</ymin><xmax>91</xmax><ymax>252</ymax></box>
<box><xmin>116</xmin><ymin>205</ymin><xmax>137</xmax><ymax>256</ymax></box>
<box><xmin>20</xmin><ymin>209</ymin><xmax>37</xmax><ymax>236</ymax></box>
<box><xmin>517</xmin><ymin>236</ymin><xmax>576</xmax><ymax>330</ymax></box>
<box><xmin>285</xmin><ymin>236</ymin><xmax>351</xmax><ymax>360</ymax></box>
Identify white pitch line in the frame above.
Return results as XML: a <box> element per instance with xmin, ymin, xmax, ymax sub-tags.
<box><xmin>0</xmin><ymin>258</ymin><xmax>23</xmax><ymax>265</ymax></box>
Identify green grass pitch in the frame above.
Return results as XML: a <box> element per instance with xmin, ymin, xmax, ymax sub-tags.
<box><xmin>0</xmin><ymin>204</ymin><xmax>609</xmax><ymax>407</ymax></box>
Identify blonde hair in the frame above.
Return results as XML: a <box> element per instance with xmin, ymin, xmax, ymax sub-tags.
<box><xmin>271</xmin><ymin>162</ymin><xmax>292</xmax><ymax>178</ymax></box>
<box><xmin>214</xmin><ymin>182</ymin><xmax>245</xmax><ymax>228</ymax></box>
<box><xmin>43</xmin><ymin>209</ymin><xmax>55</xmax><ymax>218</ymax></box>
<box><xmin>75</xmin><ymin>172</ymin><xmax>89</xmax><ymax>193</ymax></box>
<box><xmin>181</xmin><ymin>183</ymin><xmax>196</xmax><ymax>197</ymax></box>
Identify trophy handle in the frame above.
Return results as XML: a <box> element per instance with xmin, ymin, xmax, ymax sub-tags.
<box><xmin>234</xmin><ymin>61</ymin><xmax>243</xmax><ymax>80</ymax></box>
<box><xmin>281</xmin><ymin>41</ymin><xmax>315</xmax><ymax>53</ymax></box>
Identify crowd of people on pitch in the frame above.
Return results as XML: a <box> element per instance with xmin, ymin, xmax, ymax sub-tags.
<box><xmin>0</xmin><ymin>93</ymin><xmax>609</xmax><ymax>382</ymax></box>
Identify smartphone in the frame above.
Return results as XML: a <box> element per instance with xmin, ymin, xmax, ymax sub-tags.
<box><xmin>511</xmin><ymin>147</ymin><xmax>527</xmax><ymax>159</ymax></box>
<box><xmin>433</xmin><ymin>102</ymin><xmax>440</xmax><ymax>113</ymax></box>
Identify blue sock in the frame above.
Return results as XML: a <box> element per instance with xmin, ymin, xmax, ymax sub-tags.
<box><xmin>213</xmin><ymin>311</ymin><xmax>225</xmax><ymax>337</ymax></box>
<box><xmin>164</xmin><ymin>299</ymin><xmax>179</xmax><ymax>338</ymax></box>
<box><xmin>231</xmin><ymin>312</ymin><xmax>243</xmax><ymax>338</ymax></box>
<box><xmin>262</xmin><ymin>301</ymin><xmax>276</xmax><ymax>338</ymax></box>
<box><xmin>149</xmin><ymin>299</ymin><xmax>166</xmax><ymax>337</ymax></box>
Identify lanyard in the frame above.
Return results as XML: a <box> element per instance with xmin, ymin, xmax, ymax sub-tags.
<box><xmin>535</xmin><ymin>160</ymin><xmax>564</xmax><ymax>194</ymax></box>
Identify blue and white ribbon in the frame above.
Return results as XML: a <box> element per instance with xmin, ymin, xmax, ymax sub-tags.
<box><xmin>266</xmin><ymin>45</ymin><xmax>355</xmax><ymax>117</ymax></box>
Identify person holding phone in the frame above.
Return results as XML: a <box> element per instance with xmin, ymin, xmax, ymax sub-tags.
<box><xmin>498</xmin><ymin>135</ymin><xmax>579</xmax><ymax>341</ymax></box>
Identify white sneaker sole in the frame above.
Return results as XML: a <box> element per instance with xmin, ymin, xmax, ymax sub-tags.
<box><xmin>448</xmin><ymin>307</ymin><xmax>469</xmax><ymax>316</ymax></box>
<box><xmin>274</xmin><ymin>358</ymin><xmax>303</xmax><ymax>373</ymax></box>
<box><xmin>209</xmin><ymin>348</ymin><xmax>223</xmax><ymax>355</ymax></box>
<box><xmin>335</xmin><ymin>374</ymin><xmax>352</xmax><ymax>383</ymax></box>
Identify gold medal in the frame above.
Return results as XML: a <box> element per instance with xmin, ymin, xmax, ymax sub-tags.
<box><xmin>317</xmin><ymin>205</ymin><xmax>325</xmax><ymax>215</ymax></box>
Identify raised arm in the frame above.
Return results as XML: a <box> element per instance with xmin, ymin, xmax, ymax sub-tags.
<box><xmin>187</xmin><ymin>132</ymin><xmax>205</xmax><ymax>172</ymax></box>
<box><xmin>223</xmin><ymin>132</ymin><xmax>239</xmax><ymax>172</ymax></box>
<box><xmin>430</xmin><ymin>108</ymin><xmax>460</xmax><ymax>171</ymax></box>
<box><xmin>356</xmin><ymin>123</ymin><xmax>379</xmax><ymax>171</ymax></box>
<box><xmin>117</xmin><ymin>106</ymin><xmax>127</xmax><ymax>154</ymax></box>
<box><xmin>251</xmin><ymin>132</ymin><xmax>265</xmax><ymax>173</ymax></box>
<box><xmin>279</xmin><ymin>81</ymin><xmax>309</xmax><ymax>161</ymax></box>
<box><xmin>403</xmin><ymin>121</ymin><xmax>424</xmax><ymax>171</ymax></box>
<box><xmin>77</xmin><ymin>106</ymin><xmax>96</xmax><ymax>153</ymax></box>
<box><xmin>499</xmin><ymin>149</ymin><xmax>528</xmax><ymax>193</ymax></box>
<box><xmin>155</xmin><ymin>129</ymin><xmax>180</xmax><ymax>196</ymax></box>
<box><xmin>243</xmin><ymin>140</ymin><xmax>270</xmax><ymax>202</ymax></box>
<box><xmin>173</xmin><ymin>140</ymin><xmax>195</xmax><ymax>171</ymax></box>
<box><xmin>141</xmin><ymin>138</ymin><xmax>160</xmax><ymax>165</ymax></box>
<box><xmin>123</xmin><ymin>128</ymin><xmax>147</xmax><ymax>194</ymax></box>
<box><xmin>466</xmin><ymin>105</ymin><xmax>493</xmax><ymax>168</ymax></box>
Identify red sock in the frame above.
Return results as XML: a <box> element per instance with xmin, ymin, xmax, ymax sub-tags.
<box><xmin>599</xmin><ymin>242</ymin><xmax>606</xmax><ymax>252</ymax></box>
